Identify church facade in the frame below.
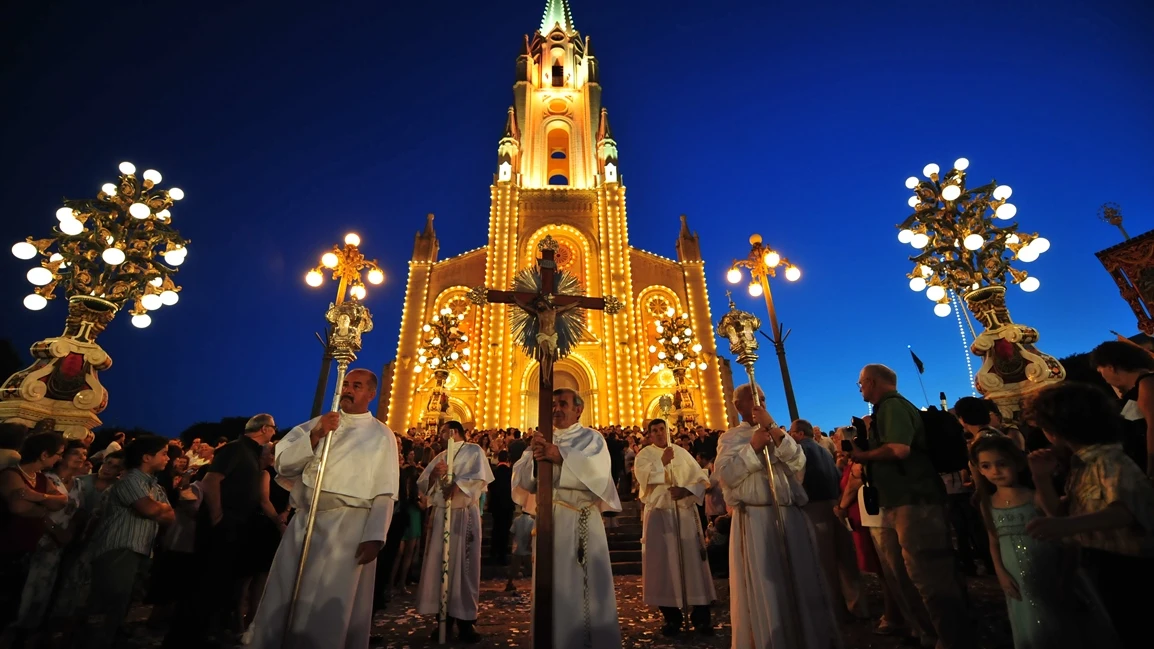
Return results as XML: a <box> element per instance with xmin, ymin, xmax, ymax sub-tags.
<box><xmin>380</xmin><ymin>1</ymin><xmax>732</xmax><ymax>432</ymax></box>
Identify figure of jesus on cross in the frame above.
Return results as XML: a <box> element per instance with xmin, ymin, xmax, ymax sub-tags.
<box><xmin>469</xmin><ymin>235</ymin><xmax>624</xmax><ymax>649</ymax></box>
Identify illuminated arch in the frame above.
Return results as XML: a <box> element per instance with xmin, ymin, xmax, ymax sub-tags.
<box><xmin>634</xmin><ymin>285</ymin><xmax>685</xmax><ymax>374</ymax></box>
<box><xmin>545</xmin><ymin>119</ymin><xmax>571</xmax><ymax>185</ymax></box>
<box><xmin>445</xmin><ymin>396</ymin><xmax>474</xmax><ymax>426</ymax></box>
<box><xmin>519</xmin><ymin>351</ymin><xmax>601</xmax><ymax>427</ymax></box>
<box><xmin>522</xmin><ymin>225</ymin><xmax>598</xmax><ymax>296</ymax></box>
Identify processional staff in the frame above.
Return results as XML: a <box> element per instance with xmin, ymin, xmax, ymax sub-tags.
<box><xmin>717</xmin><ymin>294</ymin><xmax>803</xmax><ymax>649</ymax></box>
<box><xmin>285</xmin><ymin>301</ymin><xmax>373</xmax><ymax>640</ymax></box>
<box><xmin>437</xmin><ymin>436</ymin><xmax>460</xmax><ymax>645</ymax></box>
<box><xmin>664</xmin><ymin>427</ymin><xmax>691</xmax><ymax>627</ymax></box>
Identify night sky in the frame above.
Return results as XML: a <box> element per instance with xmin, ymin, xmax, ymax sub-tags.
<box><xmin>2</xmin><ymin>0</ymin><xmax>1152</xmax><ymax>436</ymax></box>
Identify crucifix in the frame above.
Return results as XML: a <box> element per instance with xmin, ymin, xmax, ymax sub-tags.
<box><xmin>468</xmin><ymin>235</ymin><xmax>621</xmax><ymax>649</ymax></box>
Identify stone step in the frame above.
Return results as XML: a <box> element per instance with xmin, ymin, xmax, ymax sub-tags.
<box><xmin>610</xmin><ymin>549</ymin><xmax>641</xmax><ymax>563</ymax></box>
<box><xmin>611</xmin><ymin>561</ymin><xmax>642</xmax><ymax>576</ymax></box>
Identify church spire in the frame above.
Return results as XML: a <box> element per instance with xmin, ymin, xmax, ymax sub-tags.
<box><xmin>540</xmin><ymin>0</ymin><xmax>575</xmax><ymax>34</ymax></box>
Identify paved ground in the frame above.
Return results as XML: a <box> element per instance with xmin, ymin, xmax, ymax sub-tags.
<box><xmin>119</xmin><ymin>573</ymin><xmax>1012</xmax><ymax>648</ymax></box>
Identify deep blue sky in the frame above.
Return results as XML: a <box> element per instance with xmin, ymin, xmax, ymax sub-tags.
<box><xmin>2</xmin><ymin>0</ymin><xmax>1152</xmax><ymax>435</ymax></box>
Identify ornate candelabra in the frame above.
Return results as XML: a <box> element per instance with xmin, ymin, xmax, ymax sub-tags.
<box><xmin>1</xmin><ymin>162</ymin><xmax>188</xmax><ymax>439</ymax></box>
<box><xmin>897</xmin><ymin>158</ymin><xmax>1064</xmax><ymax>413</ymax></box>
<box><xmin>726</xmin><ymin>235</ymin><xmax>802</xmax><ymax>422</ymax></box>
<box><xmin>414</xmin><ymin>306</ymin><xmax>472</xmax><ymax>433</ymax></box>
<box><xmin>305</xmin><ymin>233</ymin><xmax>384</xmax><ymax>418</ymax></box>
<box><xmin>648</xmin><ymin>306</ymin><xmax>707</xmax><ymax>426</ymax></box>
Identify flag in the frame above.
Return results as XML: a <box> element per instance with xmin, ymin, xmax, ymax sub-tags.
<box><xmin>909</xmin><ymin>348</ymin><xmax>925</xmax><ymax>374</ymax></box>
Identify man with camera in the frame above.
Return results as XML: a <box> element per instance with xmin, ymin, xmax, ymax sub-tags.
<box><xmin>851</xmin><ymin>364</ymin><xmax>974</xmax><ymax>649</ymax></box>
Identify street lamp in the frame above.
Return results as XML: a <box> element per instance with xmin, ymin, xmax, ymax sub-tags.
<box><xmin>414</xmin><ymin>306</ymin><xmax>472</xmax><ymax>433</ymax></box>
<box><xmin>305</xmin><ymin>233</ymin><xmax>385</xmax><ymax>418</ymax></box>
<box><xmin>726</xmin><ymin>234</ymin><xmax>802</xmax><ymax>422</ymax></box>
<box><xmin>648</xmin><ymin>306</ymin><xmax>708</xmax><ymax>426</ymax></box>
<box><xmin>897</xmin><ymin>158</ymin><xmax>1064</xmax><ymax>412</ymax></box>
<box><xmin>0</xmin><ymin>162</ymin><xmax>189</xmax><ymax>439</ymax></box>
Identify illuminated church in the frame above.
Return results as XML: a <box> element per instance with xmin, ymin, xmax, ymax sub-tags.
<box><xmin>380</xmin><ymin>0</ymin><xmax>732</xmax><ymax>431</ymax></box>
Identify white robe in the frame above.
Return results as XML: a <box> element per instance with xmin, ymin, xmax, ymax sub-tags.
<box><xmin>248</xmin><ymin>411</ymin><xmax>399</xmax><ymax>649</ymax></box>
<box><xmin>715</xmin><ymin>422</ymin><xmax>842</xmax><ymax>649</ymax></box>
<box><xmin>511</xmin><ymin>422</ymin><xmax>622</xmax><ymax>649</ymax></box>
<box><xmin>415</xmin><ymin>442</ymin><xmax>494</xmax><ymax>621</ymax></box>
<box><xmin>634</xmin><ymin>443</ymin><xmax>716</xmax><ymax>608</ymax></box>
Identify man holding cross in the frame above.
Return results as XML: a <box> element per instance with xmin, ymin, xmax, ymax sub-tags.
<box><xmin>511</xmin><ymin>388</ymin><xmax>622</xmax><ymax>649</ymax></box>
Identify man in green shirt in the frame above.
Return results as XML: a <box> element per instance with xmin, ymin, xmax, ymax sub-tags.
<box><xmin>851</xmin><ymin>364</ymin><xmax>973</xmax><ymax>649</ymax></box>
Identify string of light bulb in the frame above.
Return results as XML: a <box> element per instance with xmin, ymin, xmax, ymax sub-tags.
<box><xmin>414</xmin><ymin>307</ymin><xmax>472</xmax><ymax>376</ymax></box>
<box><xmin>897</xmin><ymin>158</ymin><xmax>1049</xmax><ymax>317</ymax></box>
<box><xmin>10</xmin><ymin>161</ymin><xmax>188</xmax><ymax>329</ymax></box>
<box><xmin>304</xmin><ymin>233</ymin><xmax>385</xmax><ymax>304</ymax></box>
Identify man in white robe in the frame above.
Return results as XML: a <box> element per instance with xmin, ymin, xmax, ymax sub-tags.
<box><xmin>511</xmin><ymin>388</ymin><xmax>622</xmax><ymax>649</ymax></box>
<box><xmin>247</xmin><ymin>369</ymin><xmax>399</xmax><ymax>649</ymax></box>
<box><xmin>715</xmin><ymin>384</ymin><xmax>842</xmax><ymax>649</ymax></box>
<box><xmin>634</xmin><ymin>418</ymin><xmax>716</xmax><ymax>636</ymax></box>
<box><xmin>416</xmin><ymin>420</ymin><xmax>494</xmax><ymax>642</ymax></box>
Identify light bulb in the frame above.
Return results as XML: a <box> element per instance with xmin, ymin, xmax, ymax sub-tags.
<box><xmin>23</xmin><ymin>294</ymin><xmax>47</xmax><ymax>311</ymax></box>
<box><xmin>963</xmin><ymin>234</ymin><xmax>984</xmax><ymax>251</ymax></box>
<box><xmin>150</xmin><ymin>277</ymin><xmax>163</xmax><ymax>287</ymax></box>
<box><xmin>726</xmin><ymin>268</ymin><xmax>742</xmax><ymax>284</ymax></box>
<box><xmin>748</xmin><ymin>282</ymin><xmax>763</xmax><ymax>297</ymax></box>
<box><xmin>993</xmin><ymin>185</ymin><xmax>1012</xmax><ymax>200</ymax></box>
<box><xmin>101</xmin><ymin>248</ymin><xmax>125</xmax><ymax>265</ymax></box>
<box><xmin>933</xmin><ymin>303</ymin><xmax>951</xmax><ymax>317</ymax></box>
<box><xmin>305</xmin><ymin>270</ymin><xmax>323</xmax><ymax>287</ymax></box>
<box><xmin>163</xmin><ymin>251</ymin><xmax>185</xmax><ymax>266</ymax></box>
<box><xmin>431</xmin><ymin>358</ymin><xmax>440</xmax><ymax>367</ymax></box>
<box><xmin>764</xmin><ymin>251</ymin><xmax>780</xmax><ymax>267</ymax></box>
<box><xmin>698</xmin><ymin>362</ymin><xmax>707</xmax><ymax>370</ymax></box>
<box><xmin>413</xmin><ymin>365</ymin><xmax>423</xmax><ymax>374</ymax></box>
<box><xmin>56</xmin><ymin>207</ymin><xmax>75</xmax><ymax>221</ymax></box>
<box><xmin>12</xmin><ymin>241</ymin><xmax>37</xmax><ymax>260</ymax></box>
<box><xmin>119</xmin><ymin>162</ymin><xmax>136</xmax><ymax>175</ymax></box>
<box><xmin>655</xmin><ymin>325</ymin><xmax>664</xmax><ymax>334</ymax></box>
<box><xmin>1031</xmin><ymin>237</ymin><xmax>1050</xmax><ymax>253</ymax></box>
<box><xmin>27</xmin><ymin>267</ymin><xmax>53</xmax><ymax>286</ymax></box>
<box><xmin>141</xmin><ymin>293</ymin><xmax>162</xmax><ymax>311</ymax></box>
<box><xmin>462</xmin><ymin>362</ymin><xmax>470</xmax><ymax>372</ymax></box>
<box><xmin>344</xmin><ymin>233</ymin><xmax>361</xmax><ymax>246</ymax></box>
<box><xmin>101</xmin><ymin>183</ymin><xmax>118</xmax><ymax>195</ymax></box>
<box><xmin>50</xmin><ymin>253</ymin><xmax>64</xmax><ymax>263</ymax></box>
<box><xmin>683</xmin><ymin>328</ymin><xmax>692</xmax><ymax>337</ymax></box>
<box><xmin>1006</xmin><ymin>233</ymin><xmax>1020</xmax><ymax>245</ymax></box>
<box><xmin>450</xmin><ymin>352</ymin><xmax>459</xmax><ymax>360</ymax></box>
<box><xmin>692</xmin><ymin>343</ymin><xmax>702</xmax><ymax>353</ymax></box>
<box><xmin>350</xmin><ymin>285</ymin><xmax>366</xmax><ymax>300</ymax></box>
<box><xmin>673</xmin><ymin>352</ymin><xmax>684</xmax><ymax>362</ymax></box>
<box><xmin>648</xmin><ymin>345</ymin><xmax>657</xmax><ymax>353</ymax></box>
<box><xmin>784</xmin><ymin>266</ymin><xmax>801</xmax><ymax>281</ymax></box>
<box><xmin>995</xmin><ymin>203</ymin><xmax>1017</xmax><ymax>220</ymax></box>
<box><xmin>423</xmin><ymin>324</ymin><xmax>431</xmax><ymax>332</ymax></box>
<box><xmin>941</xmin><ymin>185</ymin><xmax>962</xmax><ymax>201</ymax></box>
<box><xmin>419</xmin><ymin>356</ymin><xmax>427</xmax><ymax>364</ymax></box>
<box><xmin>898</xmin><ymin>229</ymin><xmax>915</xmax><ymax>244</ymax></box>
<box><xmin>907</xmin><ymin>196</ymin><xmax>919</xmax><ymax>208</ymax></box>
<box><xmin>431</xmin><ymin>337</ymin><xmax>441</xmax><ymax>345</ymax></box>
<box><xmin>657</xmin><ymin>351</ymin><xmax>666</xmax><ymax>360</ymax></box>
<box><xmin>1020</xmin><ymin>277</ymin><xmax>1040</xmax><ymax>292</ymax></box>
<box><xmin>128</xmin><ymin>203</ymin><xmax>151</xmax><ymax>219</ymax></box>
<box><xmin>462</xmin><ymin>348</ymin><xmax>470</xmax><ymax>355</ymax></box>
<box><xmin>953</xmin><ymin>157</ymin><xmax>969</xmax><ymax>171</ymax></box>
<box><xmin>926</xmin><ymin>285</ymin><xmax>946</xmax><ymax>302</ymax></box>
<box><xmin>168</xmin><ymin>187</ymin><xmax>185</xmax><ymax>201</ymax></box>
<box><xmin>671</xmin><ymin>336</ymin><xmax>680</xmax><ymax>344</ymax></box>
<box><xmin>911</xmin><ymin>233</ymin><xmax>930</xmax><ymax>249</ymax></box>
<box><xmin>904</xmin><ymin>176</ymin><xmax>919</xmax><ymax>189</ymax></box>
<box><xmin>909</xmin><ymin>277</ymin><xmax>927</xmax><ymax>292</ymax></box>
<box><xmin>131</xmin><ymin>314</ymin><xmax>152</xmax><ymax>328</ymax></box>
<box><xmin>59</xmin><ymin>219</ymin><xmax>83</xmax><ymax>236</ymax></box>
<box><xmin>142</xmin><ymin>169</ymin><xmax>162</xmax><ymax>184</ymax></box>
<box><xmin>367</xmin><ymin>269</ymin><xmax>384</xmax><ymax>284</ymax></box>
<box><xmin>923</xmin><ymin>163</ymin><xmax>940</xmax><ymax>178</ymax></box>
<box><xmin>156</xmin><ymin>209</ymin><xmax>171</xmax><ymax>220</ymax></box>
<box><xmin>665</xmin><ymin>307</ymin><xmax>675</xmax><ymax>317</ymax></box>
<box><xmin>919</xmin><ymin>264</ymin><xmax>932</xmax><ymax>278</ymax></box>
<box><xmin>160</xmin><ymin>290</ymin><xmax>179</xmax><ymax>305</ymax></box>
<box><xmin>1018</xmin><ymin>246</ymin><xmax>1039</xmax><ymax>263</ymax></box>
<box><xmin>321</xmin><ymin>252</ymin><xmax>339</xmax><ymax>268</ymax></box>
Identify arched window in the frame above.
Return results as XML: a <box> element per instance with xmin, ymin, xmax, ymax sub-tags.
<box><xmin>546</xmin><ymin>126</ymin><xmax>570</xmax><ymax>185</ymax></box>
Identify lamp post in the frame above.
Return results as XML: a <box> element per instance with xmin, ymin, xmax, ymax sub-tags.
<box><xmin>413</xmin><ymin>306</ymin><xmax>472</xmax><ymax>433</ymax></box>
<box><xmin>725</xmin><ymin>235</ymin><xmax>802</xmax><ymax>422</ymax></box>
<box><xmin>896</xmin><ymin>158</ymin><xmax>1064</xmax><ymax>415</ymax></box>
<box><xmin>1</xmin><ymin>162</ymin><xmax>188</xmax><ymax>439</ymax></box>
<box><xmin>647</xmin><ymin>306</ymin><xmax>708</xmax><ymax>427</ymax></box>
<box><xmin>305</xmin><ymin>233</ymin><xmax>385</xmax><ymax>418</ymax></box>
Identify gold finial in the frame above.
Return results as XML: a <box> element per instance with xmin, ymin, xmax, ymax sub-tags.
<box><xmin>538</xmin><ymin>235</ymin><xmax>560</xmax><ymax>252</ymax></box>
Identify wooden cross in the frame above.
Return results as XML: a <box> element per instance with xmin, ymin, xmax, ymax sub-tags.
<box><xmin>468</xmin><ymin>235</ymin><xmax>621</xmax><ymax>649</ymax></box>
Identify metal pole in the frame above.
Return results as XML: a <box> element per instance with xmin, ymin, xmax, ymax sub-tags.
<box><xmin>665</xmin><ymin>428</ymin><xmax>690</xmax><ymax>627</ymax></box>
<box><xmin>284</xmin><ymin>358</ymin><xmax>350</xmax><ymax>642</ymax></box>
<box><xmin>438</xmin><ymin>437</ymin><xmax>457</xmax><ymax>644</ymax></box>
<box><xmin>758</xmin><ymin>274</ymin><xmax>799</xmax><ymax>422</ymax></box>
<box><xmin>309</xmin><ymin>349</ymin><xmax>332</xmax><ymax>419</ymax></box>
<box><xmin>744</xmin><ymin>366</ymin><xmax>803</xmax><ymax>649</ymax></box>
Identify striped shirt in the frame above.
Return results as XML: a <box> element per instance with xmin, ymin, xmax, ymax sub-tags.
<box><xmin>87</xmin><ymin>468</ymin><xmax>169</xmax><ymax>559</ymax></box>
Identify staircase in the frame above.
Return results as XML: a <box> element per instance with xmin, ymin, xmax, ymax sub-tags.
<box><xmin>475</xmin><ymin>498</ymin><xmax>645</xmax><ymax>578</ymax></box>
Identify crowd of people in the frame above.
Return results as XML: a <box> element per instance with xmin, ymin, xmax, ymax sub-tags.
<box><xmin>0</xmin><ymin>342</ymin><xmax>1152</xmax><ymax>648</ymax></box>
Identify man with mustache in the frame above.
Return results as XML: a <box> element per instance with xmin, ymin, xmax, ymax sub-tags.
<box><xmin>247</xmin><ymin>369</ymin><xmax>399</xmax><ymax>649</ymax></box>
<box><xmin>510</xmin><ymin>388</ymin><xmax>622</xmax><ymax>649</ymax></box>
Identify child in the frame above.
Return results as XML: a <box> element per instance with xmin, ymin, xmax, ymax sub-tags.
<box><xmin>505</xmin><ymin>507</ymin><xmax>535</xmax><ymax>592</ymax></box>
<box><xmin>705</xmin><ymin>514</ymin><xmax>730</xmax><ymax>578</ymax></box>
<box><xmin>1025</xmin><ymin>382</ymin><xmax>1154</xmax><ymax>648</ymax></box>
<box><xmin>971</xmin><ymin>434</ymin><xmax>1118</xmax><ymax>648</ymax></box>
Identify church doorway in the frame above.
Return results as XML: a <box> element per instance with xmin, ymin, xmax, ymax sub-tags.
<box><xmin>522</xmin><ymin>361</ymin><xmax>588</xmax><ymax>430</ymax></box>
